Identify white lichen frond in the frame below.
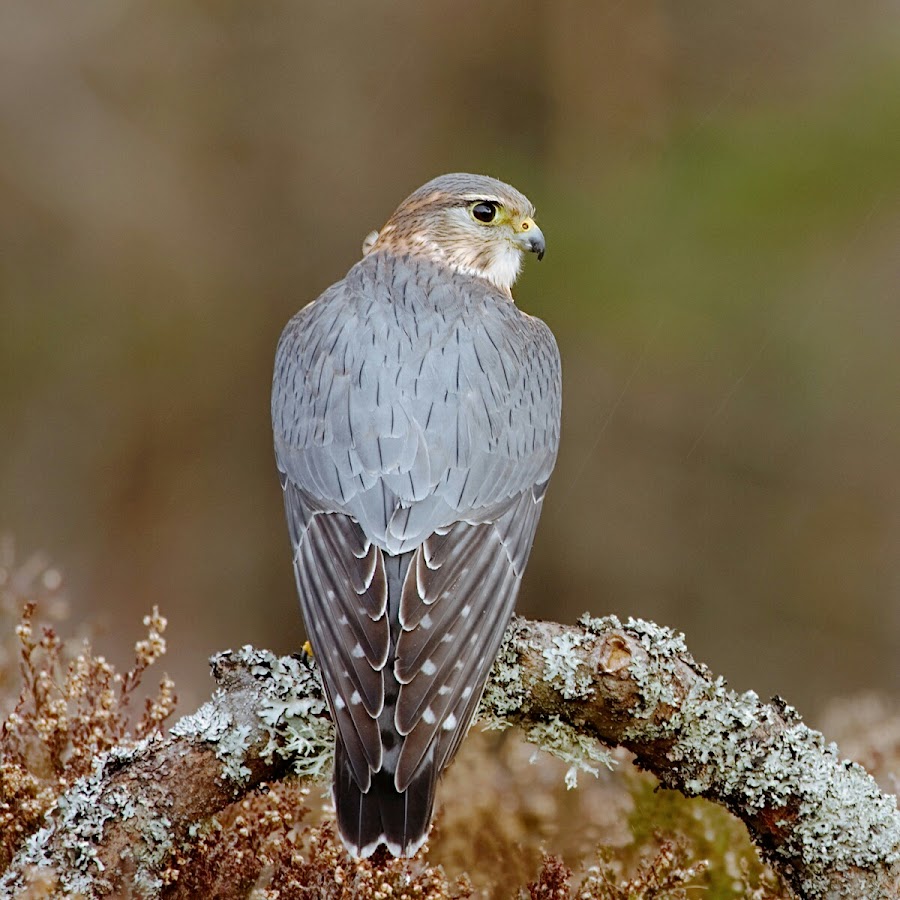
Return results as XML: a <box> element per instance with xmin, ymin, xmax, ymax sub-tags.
<box><xmin>478</xmin><ymin>618</ymin><xmax>614</xmax><ymax>789</ymax></box>
<box><xmin>523</xmin><ymin>716</ymin><xmax>615</xmax><ymax>789</ymax></box>
<box><xmin>171</xmin><ymin>646</ymin><xmax>333</xmax><ymax>785</ymax></box>
<box><xmin>216</xmin><ymin>724</ymin><xmax>253</xmax><ymax>782</ymax></box>
<box><xmin>666</xmin><ymin>683</ymin><xmax>900</xmax><ymax>895</ymax></box>
<box><xmin>540</xmin><ymin>631</ymin><xmax>593</xmax><ymax>699</ymax></box>
<box><xmin>170</xmin><ymin>699</ymin><xmax>231</xmax><ymax>743</ymax></box>
<box><xmin>171</xmin><ymin>696</ymin><xmax>251</xmax><ymax>783</ymax></box>
<box><xmin>477</xmin><ymin>618</ymin><xmax>527</xmax><ymax>724</ymax></box>
<box><xmin>250</xmin><ymin>650</ymin><xmax>332</xmax><ymax>780</ymax></box>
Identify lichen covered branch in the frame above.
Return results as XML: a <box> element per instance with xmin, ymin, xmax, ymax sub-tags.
<box><xmin>0</xmin><ymin>649</ymin><xmax>330</xmax><ymax>899</ymax></box>
<box><xmin>482</xmin><ymin>616</ymin><xmax>900</xmax><ymax>899</ymax></box>
<box><xmin>4</xmin><ymin>619</ymin><xmax>899</xmax><ymax>900</ymax></box>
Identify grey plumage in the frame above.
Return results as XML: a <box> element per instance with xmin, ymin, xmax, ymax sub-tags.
<box><xmin>272</xmin><ymin>175</ymin><xmax>560</xmax><ymax>858</ymax></box>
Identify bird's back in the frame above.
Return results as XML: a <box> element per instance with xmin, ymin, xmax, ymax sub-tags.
<box><xmin>273</xmin><ymin>251</ymin><xmax>560</xmax><ymax>550</ymax></box>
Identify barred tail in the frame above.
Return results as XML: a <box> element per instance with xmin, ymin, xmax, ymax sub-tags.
<box><xmin>333</xmin><ymin>551</ymin><xmax>438</xmax><ymax>858</ymax></box>
<box><xmin>334</xmin><ymin>738</ymin><xmax>436</xmax><ymax>858</ymax></box>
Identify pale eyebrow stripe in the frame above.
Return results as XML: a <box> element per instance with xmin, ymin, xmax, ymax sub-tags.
<box><xmin>459</xmin><ymin>194</ymin><xmax>504</xmax><ymax>203</ymax></box>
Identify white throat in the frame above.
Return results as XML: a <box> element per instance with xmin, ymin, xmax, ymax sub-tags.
<box><xmin>407</xmin><ymin>232</ymin><xmax>524</xmax><ymax>297</ymax></box>
<box><xmin>470</xmin><ymin>243</ymin><xmax>524</xmax><ymax>295</ymax></box>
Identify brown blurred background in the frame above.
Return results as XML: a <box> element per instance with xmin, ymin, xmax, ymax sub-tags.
<box><xmin>1</xmin><ymin>1</ymin><xmax>898</xmax><ymax>720</ymax></box>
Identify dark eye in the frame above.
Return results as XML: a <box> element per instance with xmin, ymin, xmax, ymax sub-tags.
<box><xmin>471</xmin><ymin>201</ymin><xmax>498</xmax><ymax>223</ymax></box>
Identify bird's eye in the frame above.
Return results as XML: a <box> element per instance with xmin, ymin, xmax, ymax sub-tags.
<box><xmin>471</xmin><ymin>201</ymin><xmax>498</xmax><ymax>223</ymax></box>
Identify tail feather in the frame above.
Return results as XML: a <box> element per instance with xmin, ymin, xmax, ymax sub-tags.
<box><xmin>334</xmin><ymin>740</ymin><xmax>436</xmax><ymax>858</ymax></box>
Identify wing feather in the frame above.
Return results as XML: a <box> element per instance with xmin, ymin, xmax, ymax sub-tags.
<box><xmin>299</xmin><ymin>521</ymin><xmax>385</xmax><ymax>715</ymax></box>
<box><xmin>394</xmin><ymin>530</ymin><xmax>506</xmax><ymax>689</ymax></box>
<box><xmin>391</xmin><ymin>491</ymin><xmax>542</xmax><ymax>791</ymax></box>
<box><xmin>394</xmin><ymin>539</ymin><xmax>509</xmax><ymax>722</ymax></box>
<box><xmin>291</xmin><ymin>530</ymin><xmax>380</xmax><ymax>786</ymax></box>
<box><xmin>284</xmin><ymin>484</ymin><xmax>391</xmax><ymax>783</ymax></box>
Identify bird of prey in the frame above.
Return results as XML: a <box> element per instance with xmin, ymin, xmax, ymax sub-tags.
<box><xmin>272</xmin><ymin>173</ymin><xmax>561</xmax><ymax>858</ymax></box>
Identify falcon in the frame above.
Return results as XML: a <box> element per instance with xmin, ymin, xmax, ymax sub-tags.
<box><xmin>272</xmin><ymin>173</ymin><xmax>561</xmax><ymax>858</ymax></box>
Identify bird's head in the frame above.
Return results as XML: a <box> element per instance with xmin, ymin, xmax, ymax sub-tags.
<box><xmin>363</xmin><ymin>173</ymin><xmax>545</xmax><ymax>296</ymax></box>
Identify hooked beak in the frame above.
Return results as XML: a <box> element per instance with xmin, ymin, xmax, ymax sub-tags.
<box><xmin>516</xmin><ymin>217</ymin><xmax>546</xmax><ymax>261</ymax></box>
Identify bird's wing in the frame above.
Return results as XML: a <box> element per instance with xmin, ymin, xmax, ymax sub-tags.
<box><xmin>273</xmin><ymin>252</ymin><xmax>561</xmax><ymax>787</ymax></box>
<box><xmin>281</xmin><ymin>479</ymin><xmax>389</xmax><ymax>790</ymax></box>
<box><xmin>391</xmin><ymin>486</ymin><xmax>546</xmax><ymax>789</ymax></box>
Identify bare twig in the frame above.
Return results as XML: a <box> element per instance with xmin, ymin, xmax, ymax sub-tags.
<box><xmin>3</xmin><ymin>617</ymin><xmax>899</xmax><ymax>899</ymax></box>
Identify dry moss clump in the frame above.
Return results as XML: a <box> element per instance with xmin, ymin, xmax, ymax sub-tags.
<box><xmin>165</xmin><ymin>781</ymin><xmax>472</xmax><ymax>899</ymax></box>
<box><xmin>0</xmin><ymin>541</ymin><xmax>177</xmax><ymax>872</ymax></box>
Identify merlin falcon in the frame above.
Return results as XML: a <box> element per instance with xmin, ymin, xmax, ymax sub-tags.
<box><xmin>272</xmin><ymin>173</ymin><xmax>561</xmax><ymax>858</ymax></box>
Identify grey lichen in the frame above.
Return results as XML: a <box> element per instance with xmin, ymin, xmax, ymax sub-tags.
<box><xmin>129</xmin><ymin>810</ymin><xmax>173</xmax><ymax>897</ymax></box>
<box><xmin>539</xmin><ymin>630</ymin><xmax>593</xmax><ymax>700</ymax></box>
<box><xmin>663</xmin><ymin>682</ymin><xmax>900</xmax><ymax>894</ymax></box>
<box><xmin>616</xmin><ymin>616</ymin><xmax>688</xmax><ymax>723</ymax></box>
<box><xmin>577</xmin><ymin>611</ymin><xmax>622</xmax><ymax>633</ymax></box>
<box><xmin>581</xmin><ymin>615</ymin><xmax>900</xmax><ymax>895</ymax></box>
<box><xmin>480</xmin><ymin>617</ymin><xmax>614</xmax><ymax>788</ymax></box>
<box><xmin>171</xmin><ymin>699</ymin><xmax>249</xmax><ymax>782</ymax></box>
<box><xmin>216</xmin><ymin>723</ymin><xmax>253</xmax><ymax>782</ymax></box>
<box><xmin>6</xmin><ymin>623</ymin><xmax>898</xmax><ymax>899</ymax></box>
<box><xmin>249</xmin><ymin>649</ymin><xmax>333</xmax><ymax>780</ymax></box>
<box><xmin>170</xmin><ymin>699</ymin><xmax>231</xmax><ymax>744</ymax></box>
<box><xmin>1</xmin><ymin>646</ymin><xmax>336</xmax><ymax>899</ymax></box>
<box><xmin>172</xmin><ymin>646</ymin><xmax>333</xmax><ymax>784</ymax></box>
<box><xmin>0</xmin><ymin>737</ymin><xmax>172</xmax><ymax>900</ymax></box>
<box><xmin>478</xmin><ymin>617</ymin><xmax>527</xmax><ymax>722</ymax></box>
<box><xmin>522</xmin><ymin>715</ymin><xmax>615</xmax><ymax>788</ymax></box>
<box><xmin>579</xmin><ymin>613</ymin><xmax>689</xmax><ymax>719</ymax></box>
<box><xmin>506</xmin><ymin>613</ymin><xmax>900</xmax><ymax>895</ymax></box>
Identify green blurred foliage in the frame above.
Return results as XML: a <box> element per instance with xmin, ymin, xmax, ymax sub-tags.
<box><xmin>1</xmin><ymin>1</ymin><xmax>898</xmax><ymax>717</ymax></box>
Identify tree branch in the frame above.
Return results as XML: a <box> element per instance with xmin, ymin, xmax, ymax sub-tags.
<box><xmin>3</xmin><ymin>616</ymin><xmax>899</xmax><ymax>899</ymax></box>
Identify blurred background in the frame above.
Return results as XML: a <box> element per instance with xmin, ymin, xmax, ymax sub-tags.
<box><xmin>1</xmin><ymin>1</ymin><xmax>898</xmax><ymax>721</ymax></box>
